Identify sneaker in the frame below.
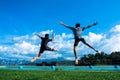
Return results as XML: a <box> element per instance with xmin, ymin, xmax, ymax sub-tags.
<box><xmin>96</xmin><ymin>50</ymin><xmax>102</xmax><ymax>53</ymax></box>
<box><xmin>96</xmin><ymin>50</ymin><xmax>99</xmax><ymax>53</ymax></box>
<box><xmin>30</xmin><ymin>56</ymin><xmax>40</xmax><ymax>62</ymax></box>
<box><xmin>53</xmin><ymin>48</ymin><xmax>58</xmax><ymax>51</ymax></box>
<box><xmin>30</xmin><ymin>57</ymin><xmax>36</xmax><ymax>62</ymax></box>
<box><xmin>36</xmin><ymin>57</ymin><xmax>40</xmax><ymax>59</ymax></box>
<box><xmin>75</xmin><ymin>59</ymin><xmax>78</xmax><ymax>65</ymax></box>
<box><xmin>95</xmin><ymin>49</ymin><xmax>99</xmax><ymax>53</ymax></box>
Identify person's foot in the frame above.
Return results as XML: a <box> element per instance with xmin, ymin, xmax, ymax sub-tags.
<box><xmin>30</xmin><ymin>57</ymin><xmax>36</xmax><ymax>62</ymax></box>
<box><xmin>30</xmin><ymin>56</ymin><xmax>40</xmax><ymax>62</ymax></box>
<box><xmin>95</xmin><ymin>49</ymin><xmax>102</xmax><ymax>54</ymax></box>
<box><xmin>75</xmin><ymin>59</ymin><xmax>78</xmax><ymax>65</ymax></box>
<box><xmin>53</xmin><ymin>48</ymin><xmax>58</xmax><ymax>51</ymax></box>
<box><xmin>36</xmin><ymin>57</ymin><xmax>40</xmax><ymax>59</ymax></box>
<box><xmin>95</xmin><ymin>49</ymin><xmax>99</xmax><ymax>53</ymax></box>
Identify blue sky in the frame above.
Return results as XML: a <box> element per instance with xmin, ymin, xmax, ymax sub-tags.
<box><xmin>0</xmin><ymin>0</ymin><xmax>120</xmax><ymax>61</ymax></box>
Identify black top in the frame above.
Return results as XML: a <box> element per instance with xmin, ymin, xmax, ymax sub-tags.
<box><xmin>40</xmin><ymin>37</ymin><xmax>52</xmax><ymax>48</ymax></box>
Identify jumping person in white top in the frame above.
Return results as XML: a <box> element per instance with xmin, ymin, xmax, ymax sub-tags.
<box><xmin>60</xmin><ymin>21</ymin><xmax>98</xmax><ymax>65</ymax></box>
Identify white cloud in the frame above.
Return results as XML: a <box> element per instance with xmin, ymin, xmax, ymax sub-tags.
<box><xmin>1</xmin><ymin>26</ymin><xmax>120</xmax><ymax>61</ymax></box>
<box><xmin>65</xmin><ymin>57</ymin><xmax>74</xmax><ymax>60</ymax></box>
<box><xmin>85</xmin><ymin>32</ymin><xmax>103</xmax><ymax>43</ymax></box>
<box><xmin>51</xmin><ymin>33</ymin><xmax>74</xmax><ymax>54</ymax></box>
<box><xmin>101</xmin><ymin>25</ymin><xmax>120</xmax><ymax>53</ymax></box>
<box><xmin>61</xmin><ymin>33</ymin><xmax>73</xmax><ymax>38</ymax></box>
<box><xmin>13</xmin><ymin>35</ymin><xmax>29</xmax><ymax>42</ymax></box>
<box><xmin>39</xmin><ymin>30</ymin><xmax>53</xmax><ymax>35</ymax></box>
<box><xmin>14</xmin><ymin>41</ymin><xmax>38</xmax><ymax>54</ymax></box>
<box><xmin>110</xmin><ymin>25</ymin><xmax>120</xmax><ymax>32</ymax></box>
<box><xmin>0</xmin><ymin>46</ymin><xmax>6</xmax><ymax>52</ymax></box>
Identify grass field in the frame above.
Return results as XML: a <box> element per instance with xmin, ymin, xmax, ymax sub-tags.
<box><xmin>0</xmin><ymin>70</ymin><xmax>120</xmax><ymax>80</ymax></box>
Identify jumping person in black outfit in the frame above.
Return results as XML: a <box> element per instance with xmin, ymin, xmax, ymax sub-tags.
<box><xmin>60</xmin><ymin>21</ymin><xmax>98</xmax><ymax>65</ymax></box>
<box><xmin>30</xmin><ymin>33</ymin><xmax>57</xmax><ymax>62</ymax></box>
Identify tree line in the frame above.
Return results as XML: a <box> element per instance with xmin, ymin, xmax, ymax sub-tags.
<box><xmin>79</xmin><ymin>51</ymin><xmax>120</xmax><ymax>66</ymax></box>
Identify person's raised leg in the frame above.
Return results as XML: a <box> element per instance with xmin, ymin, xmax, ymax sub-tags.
<box><xmin>84</xmin><ymin>42</ymin><xmax>98</xmax><ymax>52</ymax></box>
<box><xmin>46</xmin><ymin>46</ymin><xmax>58</xmax><ymax>52</ymax></box>
<box><xmin>30</xmin><ymin>50</ymin><xmax>42</xmax><ymax>62</ymax></box>
<box><xmin>81</xmin><ymin>38</ymin><xmax>98</xmax><ymax>52</ymax></box>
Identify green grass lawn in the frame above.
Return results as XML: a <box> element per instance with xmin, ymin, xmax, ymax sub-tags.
<box><xmin>0</xmin><ymin>70</ymin><xmax>120</xmax><ymax>80</ymax></box>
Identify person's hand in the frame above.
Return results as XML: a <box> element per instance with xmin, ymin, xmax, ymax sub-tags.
<box><xmin>60</xmin><ymin>21</ymin><xmax>64</xmax><ymax>25</ymax></box>
<box><xmin>60</xmin><ymin>21</ymin><xmax>68</xmax><ymax>27</ymax></box>
<box><xmin>34</xmin><ymin>33</ymin><xmax>40</xmax><ymax>37</ymax></box>
<box><xmin>34</xmin><ymin>33</ymin><xmax>38</xmax><ymax>35</ymax></box>
<box><xmin>93</xmin><ymin>22</ymin><xmax>98</xmax><ymax>25</ymax></box>
<box><xmin>52</xmin><ymin>33</ymin><xmax>55</xmax><ymax>41</ymax></box>
<box><xmin>52</xmin><ymin>33</ymin><xmax>55</xmax><ymax>37</ymax></box>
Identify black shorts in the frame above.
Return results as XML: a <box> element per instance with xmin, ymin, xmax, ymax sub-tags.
<box><xmin>39</xmin><ymin>46</ymin><xmax>54</xmax><ymax>53</ymax></box>
<box><xmin>74</xmin><ymin>38</ymin><xmax>86</xmax><ymax>46</ymax></box>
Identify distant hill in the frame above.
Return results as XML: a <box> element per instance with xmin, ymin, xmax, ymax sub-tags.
<box><xmin>57</xmin><ymin>60</ymin><xmax>74</xmax><ymax>66</ymax></box>
<box><xmin>0</xmin><ymin>58</ymin><xmax>75</xmax><ymax>66</ymax></box>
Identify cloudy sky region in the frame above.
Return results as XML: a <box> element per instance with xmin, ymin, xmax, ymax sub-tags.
<box><xmin>0</xmin><ymin>0</ymin><xmax>120</xmax><ymax>61</ymax></box>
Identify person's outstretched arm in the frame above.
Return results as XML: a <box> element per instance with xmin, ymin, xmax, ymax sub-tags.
<box><xmin>82</xmin><ymin>22</ymin><xmax>98</xmax><ymax>30</ymax></box>
<box><xmin>60</xmin><ymin>21</ymin><xmax>69</xmax><ymax>27</ymax></box>
<box><xmin>35</xmin><ymin>33</ymin><xmax>42</xmax><ymax>39</ymax></box>
<box><xmin>52</xmin><ymin>33</ymin><xmax>55</xmax><ymax>41</ymax></box>
<box><xmin>60</xmin><ymin>21</ymin><xmax>75</xmax><ymax>30</ymax></box>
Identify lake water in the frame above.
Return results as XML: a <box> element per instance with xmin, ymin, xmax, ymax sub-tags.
<box><xmin>0</xmin><ymin>65</ymin><xmax>120</xmax><ymax>70</ymax></box>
